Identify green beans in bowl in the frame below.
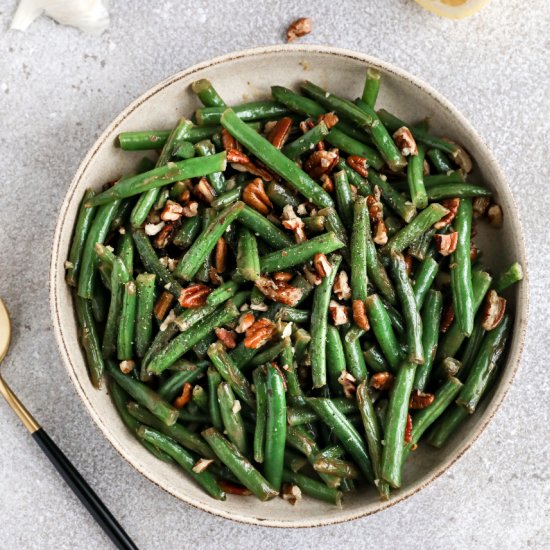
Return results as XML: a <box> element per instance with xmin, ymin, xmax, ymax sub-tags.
<box><xmin>51</xmin><ymin>46</ymin><xmax>527</xmax><ymax>526</ymax></box>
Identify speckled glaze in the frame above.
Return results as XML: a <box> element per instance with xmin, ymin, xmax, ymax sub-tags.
<box><xmin>49</xmin><ymin>45</ymin><xmax>528</xmax><ymax>528</ymax></box>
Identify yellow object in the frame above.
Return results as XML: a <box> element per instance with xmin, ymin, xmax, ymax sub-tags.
<box><xmin>414</xmin><ymin>0</ymin><xmax>491</xmax><ymax>19</ymax></box>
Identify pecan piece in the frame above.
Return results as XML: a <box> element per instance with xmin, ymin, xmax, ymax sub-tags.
<box><xmin>352</xmin><ymin>300</ymin><xmax>370</xmax><ymax>331</ymax></box>
<box><xmin>160</xmin><ymin>200</ymin><xmax>184</xmax><ymax>222</ymax></box>
<box><xmin>443</xmin><ymin>139</ymin><xmax>473</xmax><ymax>173</ymax></box>
<box><xmin>434</xmin><ymin>198</ymin><xmax>460</xmax><ymax>229</ymax></box>
<box><xmin>231</xmin><ymin>155</ymin><xmax>273</xmax><ymax>180</ymax></box>
<box><xmin>244</xmin><ymin>318</ymin><xmax>277</xmax><ymax>349</ymax></box>
<box><xmin>221</xmin><ymin>128</ymin><xmax>240</xmax><ymax>151</ymax></box>
<box><xmin>226</xmin><ymin>149</ymin><xmax>250</xmax><ymax>164</ymax></box>
<box><xmin>286</xmin><ymin>17</ymin><xmax>312</xmax><ymax>42</ymax></box>
<box><xmin>235</xmin><ymin>311</ymin><xmax>255</xmax><ymax>333</ymax></box>
<box><xmin>320</xmin><ymin>174</ymin><xmax>334</xmax><ymax>192</ymax></box>
<box><xmin>404</xmin><ymin>253</ymin><xmax>413</xmax><ymax>276</ymax></box>
<box><xmin>329</xmin><ymin>300</ymin><xmax>349</xmax><ymax>326</ymax></box>
<box><xmin>367</xmin><ymin>194</ymin><xmax>383</xmax><ymax>222</ymax></box>
<box><xmin>192</xmin><ymin>458</ymin><xmax>215</xmax><ymax>474</ymax></box>
<box><xmin>215</xmin><ymin>327</ymin><xmax>237</xmax><ymax>349</ymax></box>
<box><xmin>304</xmin><ymin>149</ymin><xmax>339</xmax><ymax>179</ymax></box>
<box><xmin>273</xmin><ymin>271</ymin><xmax>293</xmax><ymax>283</ymax></box>
<box><xmin>281</xmin><ymin>483</ymin><xmax>302</xmax><ymax>505</ymax></box>
<box><xmin>267</xmin><ymin>117</ymin><xmax>293</xmax><ymax>149</ymax></box>
<box><xmin>370</xmin><ymin>371</ymin><xmax>394</xmax><ymax>391</ymax></box>
<box><xmin>318</xmin><ymin>112</ymin><xmax>339</xmax><ymax>129</ymax></box>
<box><xmin>119</xmin><ymin>360</ymin><xmax>135</xmax><ymax>374</ymax></box>
<box><xmin>373</xmin><ymin>220</ymin><xmax>388</xmax><ymax>245</ymax></box>
<box><xmin>144</xmin><ymin>221</ymin><xmax>165</xmax><ymax>236</ymax></box>
<box><xmin>154</xmin><ymin>290</ymin><xmax>174</xmax><ymax>320</ymax></box>
<box><xmin>393</xmin><ymin>126</ymin><xmax>418</xmax><ymax>157</ymax></box>
<box><xmin>434</xmin><ymin>231</ymin><xmax>458</xmax><ymax>256</ymax></box>
<box><xmin>313</xmin><ymin>253</ymin><xmax>332</xmax><ymax>278</ymax></box>
<box><xmin>218</xmin><ymin>480</ymin><xmax>252</xmax><ymax>496</ymax></box>
<box><xmin>181</xmin><ymin>201</ymin><xmax>199</xmax><ymax>218</ymax></box>
<box><xmin>338</xmin><ymin>370</ymin><xmax>356</xmax><ymax>399</ymax></box>
<box><xmin>255</xmin><ymin>276</ymin><xmax>303</xmax><ymax>306</ymax></box>
<box><xmin>409</xmin><ymin>389</ymin><xmax>435</xmax><ymax>410</ymax></box>
<box><xmin>281</xmin><ymin>205</ymin><xmax>306</xmax><ymax>243</ymax></box>
<box><xmin>472</xmin><ymin>196</ymin><xmax>491</xmax><ymax>218</ymax></box>
<box><xmin>481</xmin><ymin>289</ymin><xmax>506</xmax><ymax>331</ymax></box>
<box><xmin>404</xmin><ymin>413</ymin><xmax>413</xmax><ymax>443</ymax></box>
<box><xmin>178</xmin><ymin>284</ymin><xmax>211</xmax><ymax>308</ymax></box>
<box><xmin>303</xmin><ymin>266</ymin><xmax>322</xmax><ymax>286</ymax></box>
<box><xmin>242</xmin><ymin>178</ymin><xmax>272</xmax><ymax>215</ymax></box>
<box><xmin>333</xmin><ymin>270</ymin><xmax>351</xmax><ymax>300</ymax></box>
<box><xmin>440</xmin><ymin>301</ymin><xmax>455</xmax><ymax>333</ymax></box>
<box><xmin>346</xmin><ymin>155</ymin><xmax>369</xmax><ymax>177</ymax></box>
<box><xmin>209</xmin><ymin>266</ymin><xmax>223</xmax><ymax>286</ymax></box>
<box><xmin>194</xmin><ymin>177</ymin><xmax>216</xmax><ymax>203</ymax></box>
<box><xmin>173</xmin><ymin>382</ymin><xmax>193</xmax><ymax>409</ymax></box>
<box><xmin>487</xmin><ymin>204</ymin><xmax>503</xmax><ymax>227</ymax></box>
<box><xmin>215</xmin><ymin>237</ymin><xmax>227</xmax><ymax>273</ymax></box>
<box><xmin>154</xmin><ymin>222</ymin><xmax>177</xmax><ymax>248</ymax></box>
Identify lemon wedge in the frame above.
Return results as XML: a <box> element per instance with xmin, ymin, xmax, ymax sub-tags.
<box><xmin>414</xmin><ymin>0</ymin><xmax>491</xmax><ymax>19</ymax></box>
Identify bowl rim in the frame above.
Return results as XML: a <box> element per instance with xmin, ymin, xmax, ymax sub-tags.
<box><xmin>49</xmin><ymin>43</ymin><xmax>529</xmax><ymax>528</ymax></box>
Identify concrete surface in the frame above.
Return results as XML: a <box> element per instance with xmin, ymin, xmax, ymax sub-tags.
<box><xmin>0</xmin><ymin>1</ymin><xmax>548</xmax><ymax>548</ymax></box>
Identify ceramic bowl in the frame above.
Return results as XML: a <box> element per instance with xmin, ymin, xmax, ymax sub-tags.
<box><xmin>50</xmin><ymin>45</ymin><xmax>528</xmax><ymax>527</ymax></box>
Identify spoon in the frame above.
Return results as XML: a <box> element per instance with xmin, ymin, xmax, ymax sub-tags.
<box><xmin>0</xmin><ymin>298</ymin><xmax>138</xmax><ymax>549</ymax></box>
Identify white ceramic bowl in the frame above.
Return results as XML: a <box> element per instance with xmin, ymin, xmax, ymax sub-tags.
<box><xmin>50</xmin><ymin>45</ymin><xmax>528</xmax><ymax>527</ymax></box>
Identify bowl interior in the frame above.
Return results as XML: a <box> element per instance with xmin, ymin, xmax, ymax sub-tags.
<box><xmin>50</xmin><ymin>45</ymin><xmax>528</xmax><ymax>527</ymax></box>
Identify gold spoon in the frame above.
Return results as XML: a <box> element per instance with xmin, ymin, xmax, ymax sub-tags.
<box><xmin>0</xmin><ymin>298</ymin><xmax>137</xmax><ymax>549</ymax></box>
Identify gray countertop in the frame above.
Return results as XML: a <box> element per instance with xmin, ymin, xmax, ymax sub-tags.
<box><xmin>0</xmin><ymin>1</ymin><xmax>548</xmax><ymax>548</ymax></box>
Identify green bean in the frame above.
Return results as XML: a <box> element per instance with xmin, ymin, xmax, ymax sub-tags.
<box><xmin>106</xmin><ymin>360</ymin><xmax>178</xmax><ymax>425</ymax></box>
<box><xmin>307</xmin><ymin>398</ymin><xmax>374</xmax><ymax>482</ymax></box>
<box><xmin>368</xmin><ymin>170</ymin><xmax>417</xmax><ymax>223</ymax></box>
<box><xmin>365</xmin><ymin>218</ymin><xmax>397</xmax><ymax>305</ymax></box>
<box><xmin>173</xmin><ymin>202</ymin><xmax>244</xmax><ymax>281</ymax></box>
<box><xmin>148</xmin><ymin>301</ymin><xmax>240</xmax><ymax>375</ymax></box>
<box><xmin>117</xmin><ymin>281</ymin><xmax>137</xmax><ymax>361</ymax></box>
<box><xmin>326</xmin><ymin>129</ymin><xmax>384</xmax><ymax>170</ymax></box>
<box><xmin>134</xmin><ymin>273</ymin><xmax>156</xmax><ymax>358</ymax></box>
<box><xmin>342</xmin><ymin>326</ymin><xmax>368</xmax><ymax>383</ymax></box>
<box><xmin>260</xmin><ymin>233</ymin><xmax>344</xmax><ymax>274</ymax></box>
<box><xmin>427</xmin><ymin>405</ymin><xmax>469</xmax><ymax>448</ymax></box>
<box><xmin>204</xmin><ymin>367</ymin><xmax>223</xmax><ymax>431</ymax></box>
<box><xmin>266</xmin><ymin>181</ymin><xmax>300</xmax><ymax>210</ymax></box>
<box><xmin>132</xmin><ymin>228</ymin><xmax>184</xmax><ymax>299</ymax></box>
<box><xmin>458</xmin><ymin>316</ymin><xmax>486</xmax><ymax>379</ymax></box>
<box><xmin>409</xmin><ymin>228</ymin><xmax>436</xmax><ymax>261</ymax></box>
<box><xmin>172</xmin><ymin>215</ymin><xmax>201</xmax><ymax>248</ymax></box>
<box><xmin>281</xmin><ymin>340</ymin><xmax>306</xmax><ymax>406</ymax></box>
<box><xmin>312</xmin><ymin>457</ymin><xmax>360</xmax><ymax>479</ymax></box>
<box><xmin>248</xmin><ymin>340</ymin><xmax>287</xmax><ymax>368</ymax></box>
<box><xmin>362</xmin><ymin>67</ymin><xmax>381</xmax><ymax>108</ymax></box>
<box><xmin>494</xmin><ymin>262</ymin><xmax>523</xmax><ymax>293</ymax></box>
<box><xmin>302</xmin><ymin>215</ymin><xmax>326</xmax><ymax>233</ymax></box>
<box><xmin>326</xmin><ymin>325</ymin><xmax>346</xmax><ymax>396</ymax></box>
<box><xmin>334</xmin><ymin>170</ymin><xmax>354</xmax><ymax>228</ymax></box>
<box><xmin>173</xmin><ymin>141</ymin><xmax>195</xmax><ymax>159</ymax></box>
<box><xmin>90</xmin><ymin>280</ymin><xmax>109</xmax><ymax>323</ymax></box>
<box><xmin>211</xmin><ymin>185</ymin><xmax>243</xmax><ymax>210</ymax></box>
<box><xmin>237</xmin><ymin>204</ymin><xmax>293</xmax><ymax>249</ymax></box>
<box><xmin>336</xmin><ymin>160</ymin><xmax>372</xmax><ymax>196</ymax></box>
<box><xmin>412</xmin><ymin>257</ymin><xmax>439</xmax><ymax>310</ymax></box>
<box><xmin>318</xmin><ymin>208</ymin><xmax>349</xmax><ymax>258</ymax></box>
<box><xmin>88</xmin><ymin>154</ymin><xmax>227</xmax><ymax>207</ymax></box>
<box><xmin>275</xmin><ymin>307</ymin><xmax>309</xmax><ymax>324</ymax></box>
<box><xmin>77</xmin><ymin>200</ymin><xmax>121</xmax><ymax>299</ymax></box>
<box><xmin>310</xmin><ymin>254</ymin><xmax>342</xmax><ymax>388</ymax></box>
<box><xmin>282</xmin><ymin>121</ymin><xmax>330</xmax><ymax>160</ymax></box>
<box><xmin>202</xmin><ymin>428</ymin><xmax>278</xmax><ymax>500</ymax></box>
<box><xmin>195</xmin><ymin>140</ymin><xmax>226</xmax><ymax>194</ymax></box>
<box><xmin>391</xmin><ymin>251</ymin><xmax>424</xmax><ymax>364</ymax></box>
<box><xmin>456</xmin><ymin>315</ymin><xmax>511</xmax><ymax>414</ymax></box>
<box><xmin>414</xmin><ymin>290</ymin><xmax>443</xmax><ymax>391</ymax></box>
<box><xmin>350</xmin><ymin>196</ymin><xmax>369</xmax><ymax>304</ymax></box>
<box><xmin>196</xmin><ymin>101</ymin><xmax>289</xmax><ymax>125</ymax></box>
<box><xmin>66</xmin><ymin>189</ymin><xmax>97</xmax><ymax>286</ymax></box>
<box><xmin>191</xmin><ymin>384</ymin><xmax>208</xmax><ymax>412</ymax></box>
<box><xmin>117</xmin><ymin>231</ymin><xmax>134</xmax><ymax>275</ymax></box>
<box><xmin>363</xmin><ymin>342</ymin><xmax>390</xmax><ymax>373</ymax></box>
<box><xmin>207</xmin><ymin>341</ymin><xmax>256</xmax><ymax>408</ymax></box>
<box><xmin>427</xmin><ymin>184</ymin><xmax>491</xmax><ymax>201</ymax></box>
<box><xmin>282</xmin><ymin>469</ymin><xmax>342</xmax><ymax>506</ymax></box>
<box><xmin>284</xmin><ymin>450</ymin><xmax>308</xmax><ymax>473</ymax></box>
<box><xmin>451</xmin><ymin>199</ymin><xmax>475</xmax><ymax>336</ymax></box>
<box><xmin>127</xmin><ymin>400</ymin><xmax>213</xmax><ymax>458</ymax></box>
<box><xmin>365</xmin><ymin>294</ymin><xmax>403</xmax><ymax>371</ymax></box>
<box><xmin>74</xmin><ymin>294</ymin><xmax>105</xmax><ymax>388</ymax></box>
<box><xmin>381</xmin><ymin>203</ymin><xmax>449</xmax><ymax>255</ymax></box>
<box><xmin>356</xmin><ymin>381</ymin><xmax>389</xmax><ymax>499</ymax></box>
<box><xmin>376</xmin><ymin>109</ymin><xmax>458</xmax><ymax>154</ymax></box>
<box><xmin>380</xmin><ymin>361</ymin><xmax>416</xmax><ymax>488</ymax></box>
<box><xmin>205</xmin><ymin>280</ymin><xmax>239</xmax><ymax>307</ymax></box>
<box><xmin>251</xmin><ymin>367</ymin><xmax>268</xmax><ymax>463</ymax></box>
<box><xmin>263</xmin><ymin>363</ymin><xmax>286</xmax><ymax>490</ymax></box>
<box><xmin>236</xmin><ymin>226</ymin><xmax>260</xmax><ymax>281</ymax></box>
<box><xmin>221</xmin><ymin>108</ymin><xmax>334</xmax><ymax>208</ymax></box>
<box><xmin>287</xmin><ymin>399</ymin><xmax>358</xmax><ymax>426</ymax></box>
<box><xmin>407</xmin><ymin>143</ymin><xmax>428</xmax><ymax>208</ymax></box>
<box><xmin>191</xmin><ymin>78</ymin><xmax>226</xmax><ymax>107</ymax></box>
<box><xmin>380</xmin><ymin>296</ymin><xmax>406</xmax><ymax>337</ymax></box>
<box><xmin>427</xmin><ymin>148</ymin><xmax>454</xmax><ymax>174</ymax></box>
<box><xmin>270</xmin><ymin>85</ymin><xmax>325</xmax><ymax>117</ymax></box>
<box><xmin>217</xmin><ymin>382</ymin><xmax>248</xmax><ymax>454</ymax></box>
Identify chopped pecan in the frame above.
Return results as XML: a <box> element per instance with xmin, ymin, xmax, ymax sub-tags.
<box><xmin>333</xmin><ymin>270</ymin><xmax>351</xmax><ymax>300</ymax></box>
<box><xmin>231</xmin><ymin>156</ymin><xmax>273</xmax><ymax>181</ymax></box>
<box><xmin>409</xmin><ymin>389</ymin><xmax>435</xmax><ymax>410</ymax></box>
<box><xmin>367</xmin><ymin>194</ymin><xmax>383</xmax><ymax>222</ymax></box>
<box><xmin>470</xmin><ymin>243</ymin><xmax>478</xmax><ymax>261</ymax></box>
<box><xmin>404</xmin><ymin>253</ymin><xmax>413</xmax><ymax>276</ymax></box>
<box><xmin>346</xmin><ymin>155</ymin><xmax>369</xmax><ymax>177</ymax></box>
<box><xmin>144</xmin><ymin>221</ymin><xmax>165</xmax><ymax>236</ymax></box>
<box><xmin>352</xmin><ymin>300</ymin><xmax>370</xmax><ymax>331</ymax></box>
<box><xmin>242</xmin><ymin>178</ymin><xmax>272</xmax><ymax>215</ymax></box>
<box><xmin>443</xmin><ymin>139</ymin><xmax>473</xmax><ymax>173</ymax></box>
<box><xmin>434</xmin><ymin>231</ymin><xmax>458</xmax><ymax>256</ymax></box>
<box><xmin>255</xmin><ymin>276</ymin><xmax>303</xmax><ymax>306</ymax></box>
<box><xmin>267</xmin><ymin>117</ymin><xmax>293</xmax><ymax>149</ymax></box>
<box><xmin>273</xmin><ymin>271</ymin><xmax>293</xmax><ymax>283</ymax></box>
<box><xmin>373</xmin><ymin>220</ymin><xmax>388</xmax><ymax>245</ymax></box>
<box><xmin>487</xmin><ymin>204</ymin><xmax>503</xmax><ymax>227</ymax></box>
<box><xmin>472</xmin><ymin>196</ymin><xmax>491</xmax><ymax>218</ymax></box>
<box><xmin>221</xmin><ymin>128</ymin><xmax>240</xmax><ymax>151</ymax></box>
<box><xmin>235</xmin><ymin>311</ymin><xmax>255</xmax><ymax>333</ymax></box>
<box><xmin>194</xmin><ymin>177</ymin><xmax>216</xmax><ymax>203</ymax></box>
<box><xmin>215</xmin><ymin>237</ymin><xmax>227</xmax><ymax>273</ymax></box>
<box><xmin>329</xmin><ymin>300</ymin><xmax>349</xmax><ymax>325</ymax></box>
<box><xmin>370</xmin><ymin>371</ymin><xmax>394</xmax><ymax>391</ymax></box>
<box><xmin>281</xmin><ymin>205</ymin><xmax>306</xmax><ymax>243</ymax></box>
<box><xmin>159</xmin><ymin>256</ymin><xmax>178</xmax><ymax>272</ymax></box>
<box><xmin>159</xmin><ymin>308</ymin><xmax>177</xmax><ymax>332</ymax></box>
<box><xmin>173</xmin><ymin>382</ymin><xmax>192</xmax><ymax>409</ymax></box>
<box><xmin>393</xmin><ymin>126</ymin><xmax>418</xmax><ymax>156</ymax></box>
<box><xmin>192</xmin><ymin>458</ymin><xmax>215</xmax><ymax>474</ymax></box>
<box><xmin>338</xmin><ymin>370</ymin><xmax>356</xmax><ymax>399</ymax></box>
<box><xmin>423</xmin><ymin>159</ymin><xmax>430</xmax><ymax>176</ymax></box>
<box><xmin>160</xmin><ymin>200</ymin><xmax>184</xmax><ymax>222</ymax></box>
<box><xmin>299</xmin><ymin>119</ymin><xmax>315</xmax><ymax>133</ymax></box>
<box><xmin>303</xmin><ymin>266</ymin><xmax>322</xmax><ymax>286</ymax></box>
<box><xmin>281</xmin><ymin>483</ymin><xmax>302</xmax><ymax>505</ymax></box>
<box><xmin>154</xmin><ymin>291</ymin><xmax>174</xmax><ymax>320</ymax></box>
<box><xmin>404</xmin><ymin>413</ymin><xmax>413</xmax><ymax>443</ymax></box>
<box><xmin>244</xmin><ymin>318</ymin><xmax>277</xmax><ymax>349</ymax></box>
<box><xmin>304</xmin><ymin>149</ymin><xmax>339</xmax><ymax>179</ymax></box>
<box><xmin>181</xmin><ymin>201</ymin><xmax>199</xmax><ymax>218</ymax></box>
<box><xmin>215</xmin><ymin>327</ymin><xmax>237</xmax><ymax>349</ymax></box>
<box><xmin>226</xmin><ymin>149</ymin><xmax>250</xmax><ymax>164</ymax></box>
<box><xmin>218</xmin><ymin>480</ymin><xmax>252</xmax><ymax>496</ymax></box>
<box><xmin>286</xmin><ymin>17</ymin><xmax>312</xmax><ymax>42</ymax></box>
<box><xmin>481</xmin><ymin>289</ymin><xmax>506</xmax><ymax>331</ymax></box>
<box><xmin>440</xmin><ymin>301</ymin><xmax>455</xmax><ymax>333</ymax></box>
<box><xmin>434</xmin><ymin>198</ymin><xmax>460</xmax><ymax>229</ymax></box>
<box><xmin>209</xmin><ymin>266</ymin><xmax>223</xmax><ymax>286</ymax></box>
<box><xmin>178</xmin><ymin>284</ymin><xmax>211</xmax><ymax>308</ymax></box>
<box><xmin>313</xmin><ymin>253</ymin><xmax>332</xmax><ymax>278</ymax></box>
<box><xmin>320</xmin><ymin>174</ymin><xmax>334</xmax><ymax>192</ymax></box>
<box><xmin>119</xmin><ymin>360</ymin><xmax>135</xmax><ymax>374</ymax></box>
<box><xmin>318</xmin><ymin>112</ymin><xmax>339</xmax><ymax>129</ymax></box>
<box><xmin>154</xmin><ymin>222</ymin><xmax>177</xmax><ymax>248</ymax></box>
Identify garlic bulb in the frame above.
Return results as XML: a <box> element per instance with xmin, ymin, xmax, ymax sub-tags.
<box><xmin>11</xmin><ymin>0</ymin><xmax>110</xmax><ymax>35</ymax></box>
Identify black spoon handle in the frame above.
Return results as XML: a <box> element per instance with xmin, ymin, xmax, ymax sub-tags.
<box><xmin>32</xmin><ymin>428</ymin><xmax>138</xmax><ymax>550</ymax></box>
